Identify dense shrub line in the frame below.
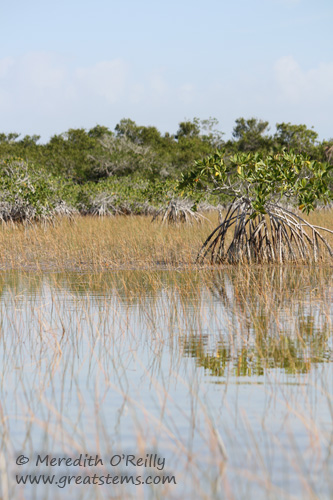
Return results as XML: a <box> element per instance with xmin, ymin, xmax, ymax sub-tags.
<box><xmin>0</xmin><ymin>118</ymin><xmax>332</xmax><ymax>223</ymax></box>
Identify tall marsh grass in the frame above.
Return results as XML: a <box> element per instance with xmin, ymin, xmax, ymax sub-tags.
<box><xmin>0</xmin><ymin>211</ymin><xmax>332</xmax><ymax>270</ymax></box>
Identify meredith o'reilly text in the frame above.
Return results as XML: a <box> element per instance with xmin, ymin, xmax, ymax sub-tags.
<box><xmin>35</xmin><ymin>454</ymin><xmax>166</xmax><ymax>471</ymax></box>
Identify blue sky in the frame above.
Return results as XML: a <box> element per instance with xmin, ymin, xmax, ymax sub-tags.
<box><xmin>0</xmin><ymin>0</ymin><xmax>332</xmax><ymax>141</ymax></box>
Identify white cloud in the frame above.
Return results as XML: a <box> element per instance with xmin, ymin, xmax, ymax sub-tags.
<box><xmin>0</xmin><ymin>51</ymin><xmax>332</xmax><ymax>141</ymax></box>
<box><xmin>76</xmin><ymin>60</ymin><xmax>128</xmax><ymax>104</ymax></box>
<box><xmin>0</xmin><ymin>52</ymin><xmax>199</xmax><ymax>137</ymax></box>
<box><xmin>0</xmin><ymin>57</ymin><xmax>14</xmax><ymax>78</ymax></box>
<box><xmin>0</xmin><ymin>53</ymin><xmax>132</xmax><ymax>134</ymax></box>
<box><xmin>0</xmin><ymin>52</ymin><xmax>68</xmax><ymax>116</ymax></box>
<box><xmin>273</xmin><ymin>0</ymin><xmax>301</xmax><ymax>5</ymax></box>
<box><xmin>150</xmin><ymin>73</ymin><xmax>168</xmax><ymax>96</ymax></box>
<box><xmin>274</xmin><ymin>55</ymin><xmax>333</xmax><ymax>104</ymax></box>
<box><xmin>178</xmin><ymin>84</ymin><xmax>195</xmax><ymax>104</ymax></box>
<box><xmin>128</xmin><ymin>83</ymin><xmax>145</xmax><ymax>104</ymax></box>
<box><xmin>19</xmin><ymin>52</ymin><xmax>66</xmax><ymax>90</ymax></box>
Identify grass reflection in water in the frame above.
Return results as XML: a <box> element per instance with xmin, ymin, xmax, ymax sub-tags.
<box><xmin>0</xmin><ymin>265</ymin><xmax>332</xmax><ymax>500</ymax></box>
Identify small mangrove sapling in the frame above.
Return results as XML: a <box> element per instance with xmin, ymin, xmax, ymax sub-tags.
<box><xmin>180</xmin><ymin>151</ymin><xmax>333</xmax><ymax>263</ymax></box>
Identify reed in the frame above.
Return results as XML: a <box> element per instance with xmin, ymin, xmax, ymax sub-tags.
<box><xmin>0</xmin><ymin>211</ymin><xmax>332</xmax><ymax>271</ymax></box>
<box><xmin>0</xmin><ymin>267</ymin><xmax>332</xmax><ymax>499</ymax></box>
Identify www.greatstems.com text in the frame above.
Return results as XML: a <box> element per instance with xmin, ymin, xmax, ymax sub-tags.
<box><xmin>15</xmin><ymin>453</ymin><xmax>176</xmax><ymax>489</ymax></box>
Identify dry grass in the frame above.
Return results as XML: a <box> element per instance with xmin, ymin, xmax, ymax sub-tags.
<box><xmin>0</xmin><ymin>210</ymin><xmax>332</xmax><ymax>271</ymax></box>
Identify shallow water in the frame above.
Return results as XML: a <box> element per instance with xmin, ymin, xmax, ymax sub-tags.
<box><xmin>0</xmin><ymin>267</ymin><xmax>332</xmax><ymax>499</ymax></box>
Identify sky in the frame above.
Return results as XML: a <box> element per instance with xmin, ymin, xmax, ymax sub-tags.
<box><xmin>0</xmin><ymin>0</ymin><xmax>332</xmax><ymax>142</ymax></box>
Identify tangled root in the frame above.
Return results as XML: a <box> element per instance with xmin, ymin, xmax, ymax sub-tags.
<box><xmin>197</xmin><ymin>199</ymin><xmax>333</xmax><ymax>264</ymax></box>
<box><xmin>152</xmin><ymin>199</ymin><xmax>205</xmax><ymax>225</ymax></box>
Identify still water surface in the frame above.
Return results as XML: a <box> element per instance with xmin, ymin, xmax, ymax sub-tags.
<box><xmin>0</xmin><ymin>267</ymin><xmax>332</xmax><ymax>499</ymax></box>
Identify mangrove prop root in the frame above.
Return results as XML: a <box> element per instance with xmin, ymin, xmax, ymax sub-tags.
<box><xmin>196</xmin><ymin>200</ymin><xmax>333</xmax><ymax>264</ymax></box>
<box><xmin>152</xmin><ymin>199</ymin><xmax>206</xmax><ymax>225</ymax></box>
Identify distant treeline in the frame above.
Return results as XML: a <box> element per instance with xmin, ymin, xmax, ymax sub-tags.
<box><xmin>1</xmin><ymin>117</ymin><xmax>332</xmax><ymax>183</ymax></box>
<box><xmin>0</xmin><ymin>117</ymin><xmax>332</xmax><ymax>223</ymax></box>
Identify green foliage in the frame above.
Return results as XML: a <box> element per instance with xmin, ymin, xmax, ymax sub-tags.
<box><xmin>88</xmin><ymin>135</ymin><xmax>156</xmax><ymax>178</ymax></box>
<box><xmin>0</xmin><ymin>132</ymin><xmax>20</xmax><ymax>143</ymax></box>
<box><xmin>274</xmin><ymin>122</ymin><xmax>319</xmax><ymax>155</ymax></box>
<box><xmin>176</xmin><ymin>120</ymin><xmax>201</xmax><ymax>139</ymax></box>
<box><xmin>0</xmin><ymin>118</ymin><xmax>331</xmax><ymax>224</ymax></box>
<box><xmin>0</xmin><ymin>158</ymin><xmax>61</xmax><ymax>221</ymax></box>
<box><xmin>45</xmin><ymin>128</ymin><xmax>97</xmax><ymax>181</ymax></box>
<box><xmin>232</xmin><ymin>117</ymin><xmax>271</xmax><ymax>152</ymax></box>
<box><xmin>181</xmin><ymin>150</ymin><xmax>333</xmax><ymax>215</ymax></box>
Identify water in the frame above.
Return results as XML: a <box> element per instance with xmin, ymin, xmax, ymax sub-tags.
<box><xmin>0</xmin><ymin>268</ymin><xmax>332</xmax><ymax>499</ymax></box>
